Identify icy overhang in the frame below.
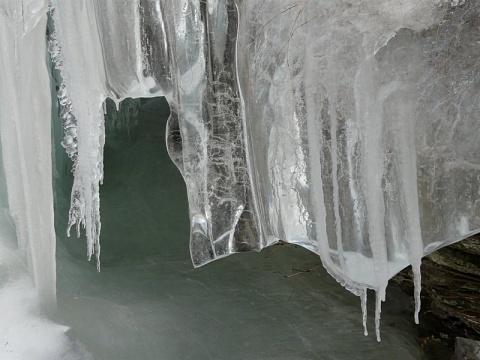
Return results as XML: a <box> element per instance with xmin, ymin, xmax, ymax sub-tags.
<box><xmin>1</xmin><ymin>0</ymin><xmax>479</xmax><ymax>340</ymax></box>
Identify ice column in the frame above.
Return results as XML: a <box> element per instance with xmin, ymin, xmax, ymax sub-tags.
<box><xmin>0</xmin><ymin>0</ymin><xmax>56</xmax><ymax>309</ymax></box>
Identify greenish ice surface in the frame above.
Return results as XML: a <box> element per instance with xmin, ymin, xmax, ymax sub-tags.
<box><xmin>53</xmin><ymin>98</ymin><xmax>424</xmax><ymax>360</ymax></box>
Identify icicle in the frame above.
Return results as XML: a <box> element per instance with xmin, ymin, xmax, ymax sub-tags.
<box><xmin>327</xmin><ymin>32</ymin><xmax>347</xmax><ymax>273</ymax></box>
<box><xmin>355</xmin><ymin>55</ymin><xmax>390</xmax><ymax>320</ymax></box>
<box><xmin>375</xmin><ymin>288</ymin><xmax>384</xmax><ymax>342</ymax></box>
<box><xmin>383</xmin><ymin>36</ymin><xmax>424</xmax><ymax>324</ymax></box>
<box><xmin>361</xmin><ymin>287</ymin><xmax>368</xmax><ymax>336</ymax></box>
<box><xmin>413</xmin><ymin>263</ymin><xmax>422</xmax><ymax>324</ymax></box>
<box><xmin>50</xmin><ymin>2</ymin><xmax>107</xmax><ymax>270</ymax></box>
<box><xmin>302</xmin><ymin>7</ymin><xmax>338</xmax><ymax>272</ymax></box>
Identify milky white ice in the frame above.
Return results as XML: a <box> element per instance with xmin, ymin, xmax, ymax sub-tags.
<box><xmin>0</xmin><ymin>0</ymin><xmax>56</xmax><ymax>308</ymax></box>
<box><xmin>0</xmin><ymin>0</ymin><xmax>478</xmax><ymax>345</ymax></box>
<box><xmin>0</xmin><ymin>209</ymin><xmax>93</xmax><ymax>360</ymax></box>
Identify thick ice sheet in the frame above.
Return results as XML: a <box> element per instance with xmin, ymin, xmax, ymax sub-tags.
<box><xmin>46</xmin><ymin>0</ymin><xmax>480</xmax><ymax>338</ymax></box>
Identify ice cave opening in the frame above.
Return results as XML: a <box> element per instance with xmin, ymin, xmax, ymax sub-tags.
<box><xmin>48</xmin><ymin>96</ymin><xmax>425</xmax><ymax>359</ymax></box>
<box><xmin>53</xmin><ymin>97</ymin><xmax>183</xmax><ymax>265</ymax></box>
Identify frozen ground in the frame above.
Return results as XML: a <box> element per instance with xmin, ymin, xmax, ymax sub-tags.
<box><xmin>52</xmin><ymin>100</ymin><xmax>425</xmax><ymax>359</ymax></box>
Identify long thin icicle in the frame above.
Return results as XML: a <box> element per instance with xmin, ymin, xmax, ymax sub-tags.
<box><xmin>49</xmin><ymin>4</ymin><xmax>107</xmax><ymax>269</ymax></box>
<box><xmin>361</xmin><ymin>288</ymin><xmax>368</xmax><ymax>336</ymax></box>
<box><xmin>375</xmin><ymin>289</ymin><xmax>383</xmax><ymax>342</ymax></box>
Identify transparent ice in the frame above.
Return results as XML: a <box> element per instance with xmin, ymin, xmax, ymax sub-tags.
<box><xmin>1</xmin><ymin>0</ymin><xmax>479</xmax><ymax>343</ymax></box>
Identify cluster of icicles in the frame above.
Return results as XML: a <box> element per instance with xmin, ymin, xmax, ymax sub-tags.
<box><xmin>2</xmin><ymin>0</ymin><xmax>479</xmax><ymax>341</ymax></box>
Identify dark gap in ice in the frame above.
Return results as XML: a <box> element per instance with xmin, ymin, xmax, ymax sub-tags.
<box><xmin>100</xmin><ymin>97</ymin><xmax>190</xmax><ymax>264</ymax></box>
<box><xmin>54</xmin><ymin>96</ymin><xmax>191</xmax><ymax>265</ymax></box>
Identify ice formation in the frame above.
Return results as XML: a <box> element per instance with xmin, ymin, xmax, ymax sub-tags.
<box><xmin>0</xmin><ymin>0</ymin><xmax>479</xmax><ymax>341</ymax></box>
<box><xmin>0</xmin><ymin>0</ymin><xmax>56</xmax><ymax>308</ymax></box>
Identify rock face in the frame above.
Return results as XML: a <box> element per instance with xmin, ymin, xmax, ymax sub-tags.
<box><xmin>423</xmin><ymin>236</ymin><xmax>480</xmax><ymax>336</ymax></box>
<box><xmin>395</xmin><ymin>235</ymin><xmax>480</xmax><ymax>351</ymax></box>
<box><xmin>455</xmin><ymin>337</ymin><xmax>480</xmax><ymax>360</ymax></box>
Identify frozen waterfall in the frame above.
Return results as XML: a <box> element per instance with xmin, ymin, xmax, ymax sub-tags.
<box><xmin>1</xmin><ymin>0</ymin><xmax>479</xmax><ymax>346</ymax></box>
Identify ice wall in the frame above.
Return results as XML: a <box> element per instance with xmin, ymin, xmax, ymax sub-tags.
<box><xmin>48</xmin><ymin>0</ymin><xmax>480</xmax><ymax>339</ymax></box>
<box><xmin>0</xmin><ymin>0</ymin><xmax>56</xmax><ymax>309</ymax></box>
<box><xmin>231</xmin><ymin>1</ymin><xmax>480</xmax><ymax>337</ymax></box>
<box><xmin>1</xmin><ymin>0</ymin><xmax>477</xmax><ymax>340</ymax></box>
